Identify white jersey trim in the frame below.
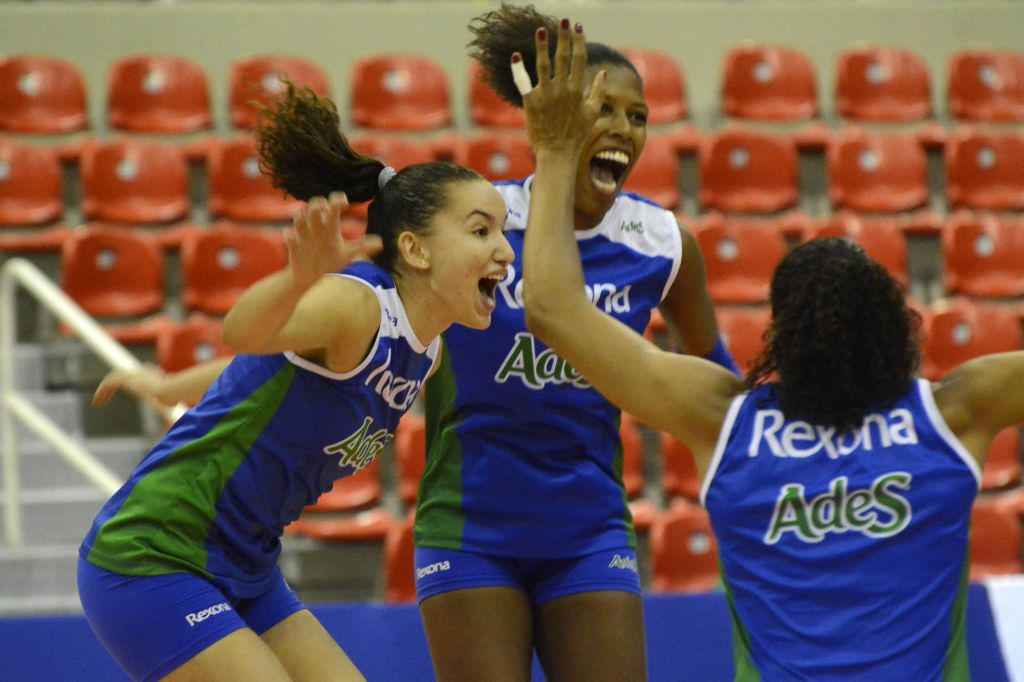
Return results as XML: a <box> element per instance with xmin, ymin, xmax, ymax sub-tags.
<box><xmin>700</xmin><ymin>390</ymin><xmax>747</xmax><ymax>506</ymax></box>
<box><xmin>916</xmin><ymin>378</ymin><xmax>983</xmax><ymax>487</ymax></box>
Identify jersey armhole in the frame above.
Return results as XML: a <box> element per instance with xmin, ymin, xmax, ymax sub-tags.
<box><xmin>659</xmin><ymin>217</ymin><xmax>684</xmax><ymax>304</ymax></box>
<box><xmin>285</xmin><ymin>274</ymin><xmax>385</xmax><ymax>381</ymax></box>
<box><xmin>916</xmin><ymin>378</ymin><xmax>983</xmax><ymax>487</ymax></box>
<box><xmin>700</xmin><ymin>392</ymin><xmax>748</xmax><ymax>506</ymax></box>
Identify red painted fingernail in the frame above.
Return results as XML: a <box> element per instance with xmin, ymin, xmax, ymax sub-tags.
<box><xmin>511</xmin><ymin>53</ymin><xmax>522</xmax><ymax>63</ymax></box>
<box><xmin>537</xmin><ymin>27</ymin><xmax>547</xmax><ymax>40</ymax></box>
<box><xmin>575</xmin><ymin>22</ymin><xmax>583</xmax><ymax>33</ymax></box>
<box><xmin>561</xmin><ymin>18</ymin><xmax>570</xmax><ymax>30</ymax></box>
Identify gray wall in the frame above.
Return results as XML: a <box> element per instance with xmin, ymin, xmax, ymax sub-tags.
<box><xmin>2</xmin><ymin>1</ymin><xmax>1022</xmax><ymax>133</ymax></box>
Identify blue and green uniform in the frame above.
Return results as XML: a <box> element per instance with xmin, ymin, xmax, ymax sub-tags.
<box><xmin>414</xmin><ymin>178</ymin><xmax>681</xmax><ymax>600</ymax></box>
<box><xmin>78</xmin><ymin>261</ymin><xmax>439</xmax><ymax>680</ymax></box>
<box><xmin>703</xmin><ymin>379</ymin><xmax>981</xmax><ymax>681</ymax></box>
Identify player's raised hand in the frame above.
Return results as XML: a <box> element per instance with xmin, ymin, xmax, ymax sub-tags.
<box><xmin>514</xmin><ymin>18</ymin><xmax>606</xmax><ymax>156</ymax></box>
<box><xmin>287</xmin><ymin>192</ymin><xmax>382</xmax><ymax>289</ymax></box>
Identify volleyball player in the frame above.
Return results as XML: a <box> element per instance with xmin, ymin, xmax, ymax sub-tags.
<box><xmin>519</xmin><ymin>21</ymin><xmax>1024</xmax><ymax>680</ymax></box>
<box><xmin>414</xmin><ymin>6</ymin><xmax>738</xmax><ymax>681</ymax></box>
<box><xmin>77</xmin><ymin>83</ymin><xmax>513</xmax><ymax>682</ymax></box>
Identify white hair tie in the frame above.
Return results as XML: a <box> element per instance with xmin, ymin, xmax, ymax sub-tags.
<box><xmin>378</xmin><ymin>166</ymin><xmax>397</xmax><ymax>190</ymax></box>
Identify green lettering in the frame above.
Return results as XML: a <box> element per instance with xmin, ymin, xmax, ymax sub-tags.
<box><xmin>868</xmin><ymin>473</ymin><xmax>913</xmax><ymax>537</ymax></box>
<box><xmin>764</xmin><ymin>484</ymin><xmax>821</xmax><ymax>544</ymax></box>
<box><xmin>495</xmin><ymin>333</ymin><xmax>541</xmax><ymax>388</ymax></box>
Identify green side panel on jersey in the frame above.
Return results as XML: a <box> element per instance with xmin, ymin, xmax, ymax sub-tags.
<box><xmin>721</xmin><ymin>567</ymin><xmax>762</xmax><ymax>682</ymax></box>
<box><xmin>613</xmin><ymin>415</ymin><xmax>638</xmax><ymax>550</ymax></box>
<box><xmin>943</xmin><ymin>556</ymin><xmax>972</xmax><ymax>681</ymax></box>
<box><xmin>86</xmin><ymin>363</ymin><xmax>296</xmax><ymax>577</ymax></box>
<box><xmin>415</xmin><ymin>341</ymin><xmax>466</xmax><ymax>548</ymax></box>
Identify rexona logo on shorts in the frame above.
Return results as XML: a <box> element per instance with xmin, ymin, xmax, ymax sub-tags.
<box><xmin>415</xmin><ymin>560</ymin><xmax>451</xmax><ymax>580</ymax></box>
<box><xmin>608</xmin><ymin>554</ymin><xmax>639</xmax><ymax>573</ymax></box>
<box><xmin>185</xmin><ymin>602</ymin><xmax>233</xmax><ymax>627</ymax></box>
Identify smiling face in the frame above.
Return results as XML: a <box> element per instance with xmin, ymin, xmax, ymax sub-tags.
<box><xmin>574</xmin><ymin>63</ymin><xmax>649</xmax><ymax>228</ymax></box>
<box><xmin>414</xmin><ymin>178</ymin><xmax>513</xmax><ymax>330</ymax></box>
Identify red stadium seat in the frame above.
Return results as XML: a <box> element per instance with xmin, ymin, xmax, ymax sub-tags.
<box><xmin>80</xmin><ymin>138</ymin><xmax>190</xmax><ymax>224</ymax></box>
<box><xmin>287</xmin><ymin>506</ymin><xmax>394</xmax><ymax>543</ymax></box>
<box><xmin>827</xmin><ymin>128</ymin><xmax>929</xmax><ymax>214</ymax></box>
<box><xmin>228</xmin><ymin>54</ymin><xmax>331</xmax><ymax>129</ymax></box>
<box><xmin>60</xmin><ymin>225</ymin><xmax>169</xmax><ymax>342</ymax></box>
<box><xmin>206</xmin><ymin>136</ymin><xmax>303</xmax><ymax>222</ymax></box>
<box><xmin>0</xmin><ymin>137</ymin><xmax>62</xmax><ymax>226</ymax></box>
<box><xmin>721</xmin><ymin>44</ymin><xmax>819</xmax><ymax>121</ymax></box>
<box><xmin>107</xmin><ymin>54</ymin><xmax>212</xmax><ymax>134</ymax></box>
<box><xmin>156</xmin><ymin>314</ymin><xmax>232</xmax><ymax>374</ymax></box>
<box><xmin>942</xmin><ymin>212</ymin><xmax>1024</xmax><ymax>298</ymax></box>
<box><xmin>650</xmin><ymin>501</ymin><xmax>720</xmax><ymax>593</ymax></box>
<box><xmin>945</xmin><ymin>128</ymin><xmax>1024</xmax><ymax>211</ymax></box>
<box><xmin>394</xmin><ymin>412</ymin><xmax>426</xmax><ymax>507</ymax></box>
<box><xmin>807</xmin><ymin>213</ymin><xmax>909</xmax><ymax>289</ymax></box>
<box><xmin>948</xmin><ymin>50</ymin><xmax>1024</xmax><ymax>123</ymax></box>
<box><xmin>307</xmin><ymin>459</ymin><xmax>384</xmax><ymax>513</ymax></box>
<box><xmin>180</xmin><ymin>222</ymin><xmax>287</xmax><ymax>315</ymax></box>
<box><xmin>969</xmin><ymin>497</ymin><xmax>1023</xmax><ymax>581</ymax></box>
<box><xmin>699</xmin><ymin>128</ymin><xmax>798</xmax><ymax>213</ymax></box>
<box><xmin>350</xmin><ymin>54</ymin><xmax>453</xmax><ymax>131</ymax></box>
<box><xmin>450</xmin><ymin>132</ymin><xmax>534</xmax><ymax>183</ymax></box>
<box><xmin>981</xmin><ymin>428</ymin><xmax>1022</xmax><ymax>492</ymax></box>
<box><xmin>836</xmin><ymin>46</ymin><xmax>933</xmax><ymax>122</ymax></box>
<box><xmin>920</xmin><ymin>298</ymin><xmax>1023</xmax><ymax>380</ymax></box>
<box><xmin>0</xmin><ymin>55</ymin><xmax>88</xmax><ymax>134</ymax></box>
<box><xmin>694</xmin><ymin>214</ymin><xmax>789</xmax><ymax>303</ymax></box>
<box><xmin>343</xmin><ymin>134</ymin><xmax>437</xmax><ymax>220</ymax></box>
<box><xmin>623</xmin><ymin>134</ymin><xmax>681</xmax><ymax>209</ymax></box>
<box><xmin>620</xmin><ymin>48</ymin><xmax>688</xmax><ymax>124</ymax></box>
<box><xmin>714</xmin><ymin>305</ymin><xmax>772</xmax><ymax>376</ymax></box>
<box><xmin>660</xmin><ymin>431</ymin><xmax>701</xmax><ymax>502</ymax></box>
<box><xmin>383</xmin><ymin>511</ymin><xmax>417</xmax><ymax>603</ymax></box>
<box><xmin>468</xmin><ymin>61</ymin><xmax>525</xmax><ymax>128</ymax></box>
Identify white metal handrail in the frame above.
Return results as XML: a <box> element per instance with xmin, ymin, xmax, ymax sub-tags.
<box><xmin>0</xmin><ymin>257</ymin><xmax>184</xmax><ymax>548</ymax></box>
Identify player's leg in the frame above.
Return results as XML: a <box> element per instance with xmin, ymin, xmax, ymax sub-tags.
<box><xmin>416</xmin><ymin>547</ymin><xmax>534</xmax><ymax>682</ymax></box>
<box><xmin>161</xmin><ymin>629</ymin><xmax>292</xmax><ymax>682</ymax></box>
<box><xmin>261</xmin><ymin>610</ymin><xmax>365</xmax><ymax>682</ymax></box>
<box><xmin>531</xmin><ymin>549</ymin><xmax>648</xmax><ymax>682</ymax></box>
<box><xmin>238</xmin><ymin>566</ymin><xmax>365</xmax><ymax>682</ymax></box>
<box><xmin>421</xmin><ymin>586</ymin><xmax>534</xmax><ymax>682</ymax></box>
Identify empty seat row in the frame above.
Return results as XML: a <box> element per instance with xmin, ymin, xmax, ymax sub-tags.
<box><xmin>3</xmin><ymin>46</ymin><xmax>1024</xmax><ymax>138</ymax></box>
<box><xmin>3</xmin><ymin>126</ymin><xmax>1024</xmax><ymax>232</ymax></box>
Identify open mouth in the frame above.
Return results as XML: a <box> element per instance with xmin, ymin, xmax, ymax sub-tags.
<box><xmin>589</xmin><ymin>150</ymin><xmax>631</xmax><ymax>195</ymax></box>
<box><xmin>477</xmin><ymin>274</ymin><xmax>502</xmax><ymax>310</ymax></box>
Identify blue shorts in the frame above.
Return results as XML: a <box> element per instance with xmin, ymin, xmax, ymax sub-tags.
<box><xmin>77</xmin><ymin>557</ymin><xmax>304</xmax><ymax>682</ymax></box>
<box><xmin>414</xmin><ymin>546</ymin><xmax>642</xmax><ymax>606</ymax></box>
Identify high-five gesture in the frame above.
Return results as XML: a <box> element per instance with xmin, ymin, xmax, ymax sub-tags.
<box><xmin>514</xmin><ymin>19</ymin><xmax>606</xmax><ymax>157</ymax></box>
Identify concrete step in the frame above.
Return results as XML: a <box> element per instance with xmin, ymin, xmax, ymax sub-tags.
<box><xmin>10</xmin><ymin>344</ymin><xmax>46</xmax><ymax>392</ymax></box>
<box><xmin>13</xmin><ymin>435</ymin><xmax>147</xmax><ymax>490</ymax></box>
<box><xmin>6</xmin><ymin>389</ymin><xmax>83</xmax><ymax>444</ymax></box>
<box><xmin>0</xmin><ymin>486</ymin><xmax>109</xmax><ymax>546</ymax></box>
<box><xmin>0</xmin><ymin>545</ymin><xmax>81</xmax><ymax>615</ymax></box>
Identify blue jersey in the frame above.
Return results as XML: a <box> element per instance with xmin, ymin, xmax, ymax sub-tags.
<box><xmin>81</xmin><ymin>262</ymin><xmax>440</xmax><ymax>600</ymax></box>
<box><xmin>703</xmin><ymin>379</ymin><xmax>980</xmax><ymax>681</ymax></box>
<box><xmin>416</xmin><ymin>178</ymin><xmax>682</xmax><ymax>557</ymax></box>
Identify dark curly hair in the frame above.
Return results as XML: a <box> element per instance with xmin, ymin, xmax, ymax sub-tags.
<box><xmin>745</xmin><ymin>238</ymin><xmax>922</xmax><ymax>433</ymax></box>
<box><xmin>468</xmin><ymin>3</ymin><xmax>639</xmax><ymax>108</ymax></box>
<box><xmin>254</xmin><ymin>81</ymin><xmax>483</xmax><ymax>273</ymax></box>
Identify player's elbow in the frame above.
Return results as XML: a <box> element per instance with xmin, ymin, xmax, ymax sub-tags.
<box><xmin>220</xmin><ymin>314</ymin><xmax>260</xmax><ymax>354</ymax></box>
<box><xmin>522</xmin><ymin>281</ymin><xmax>562</xmax><ymax>339</ymax></box>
